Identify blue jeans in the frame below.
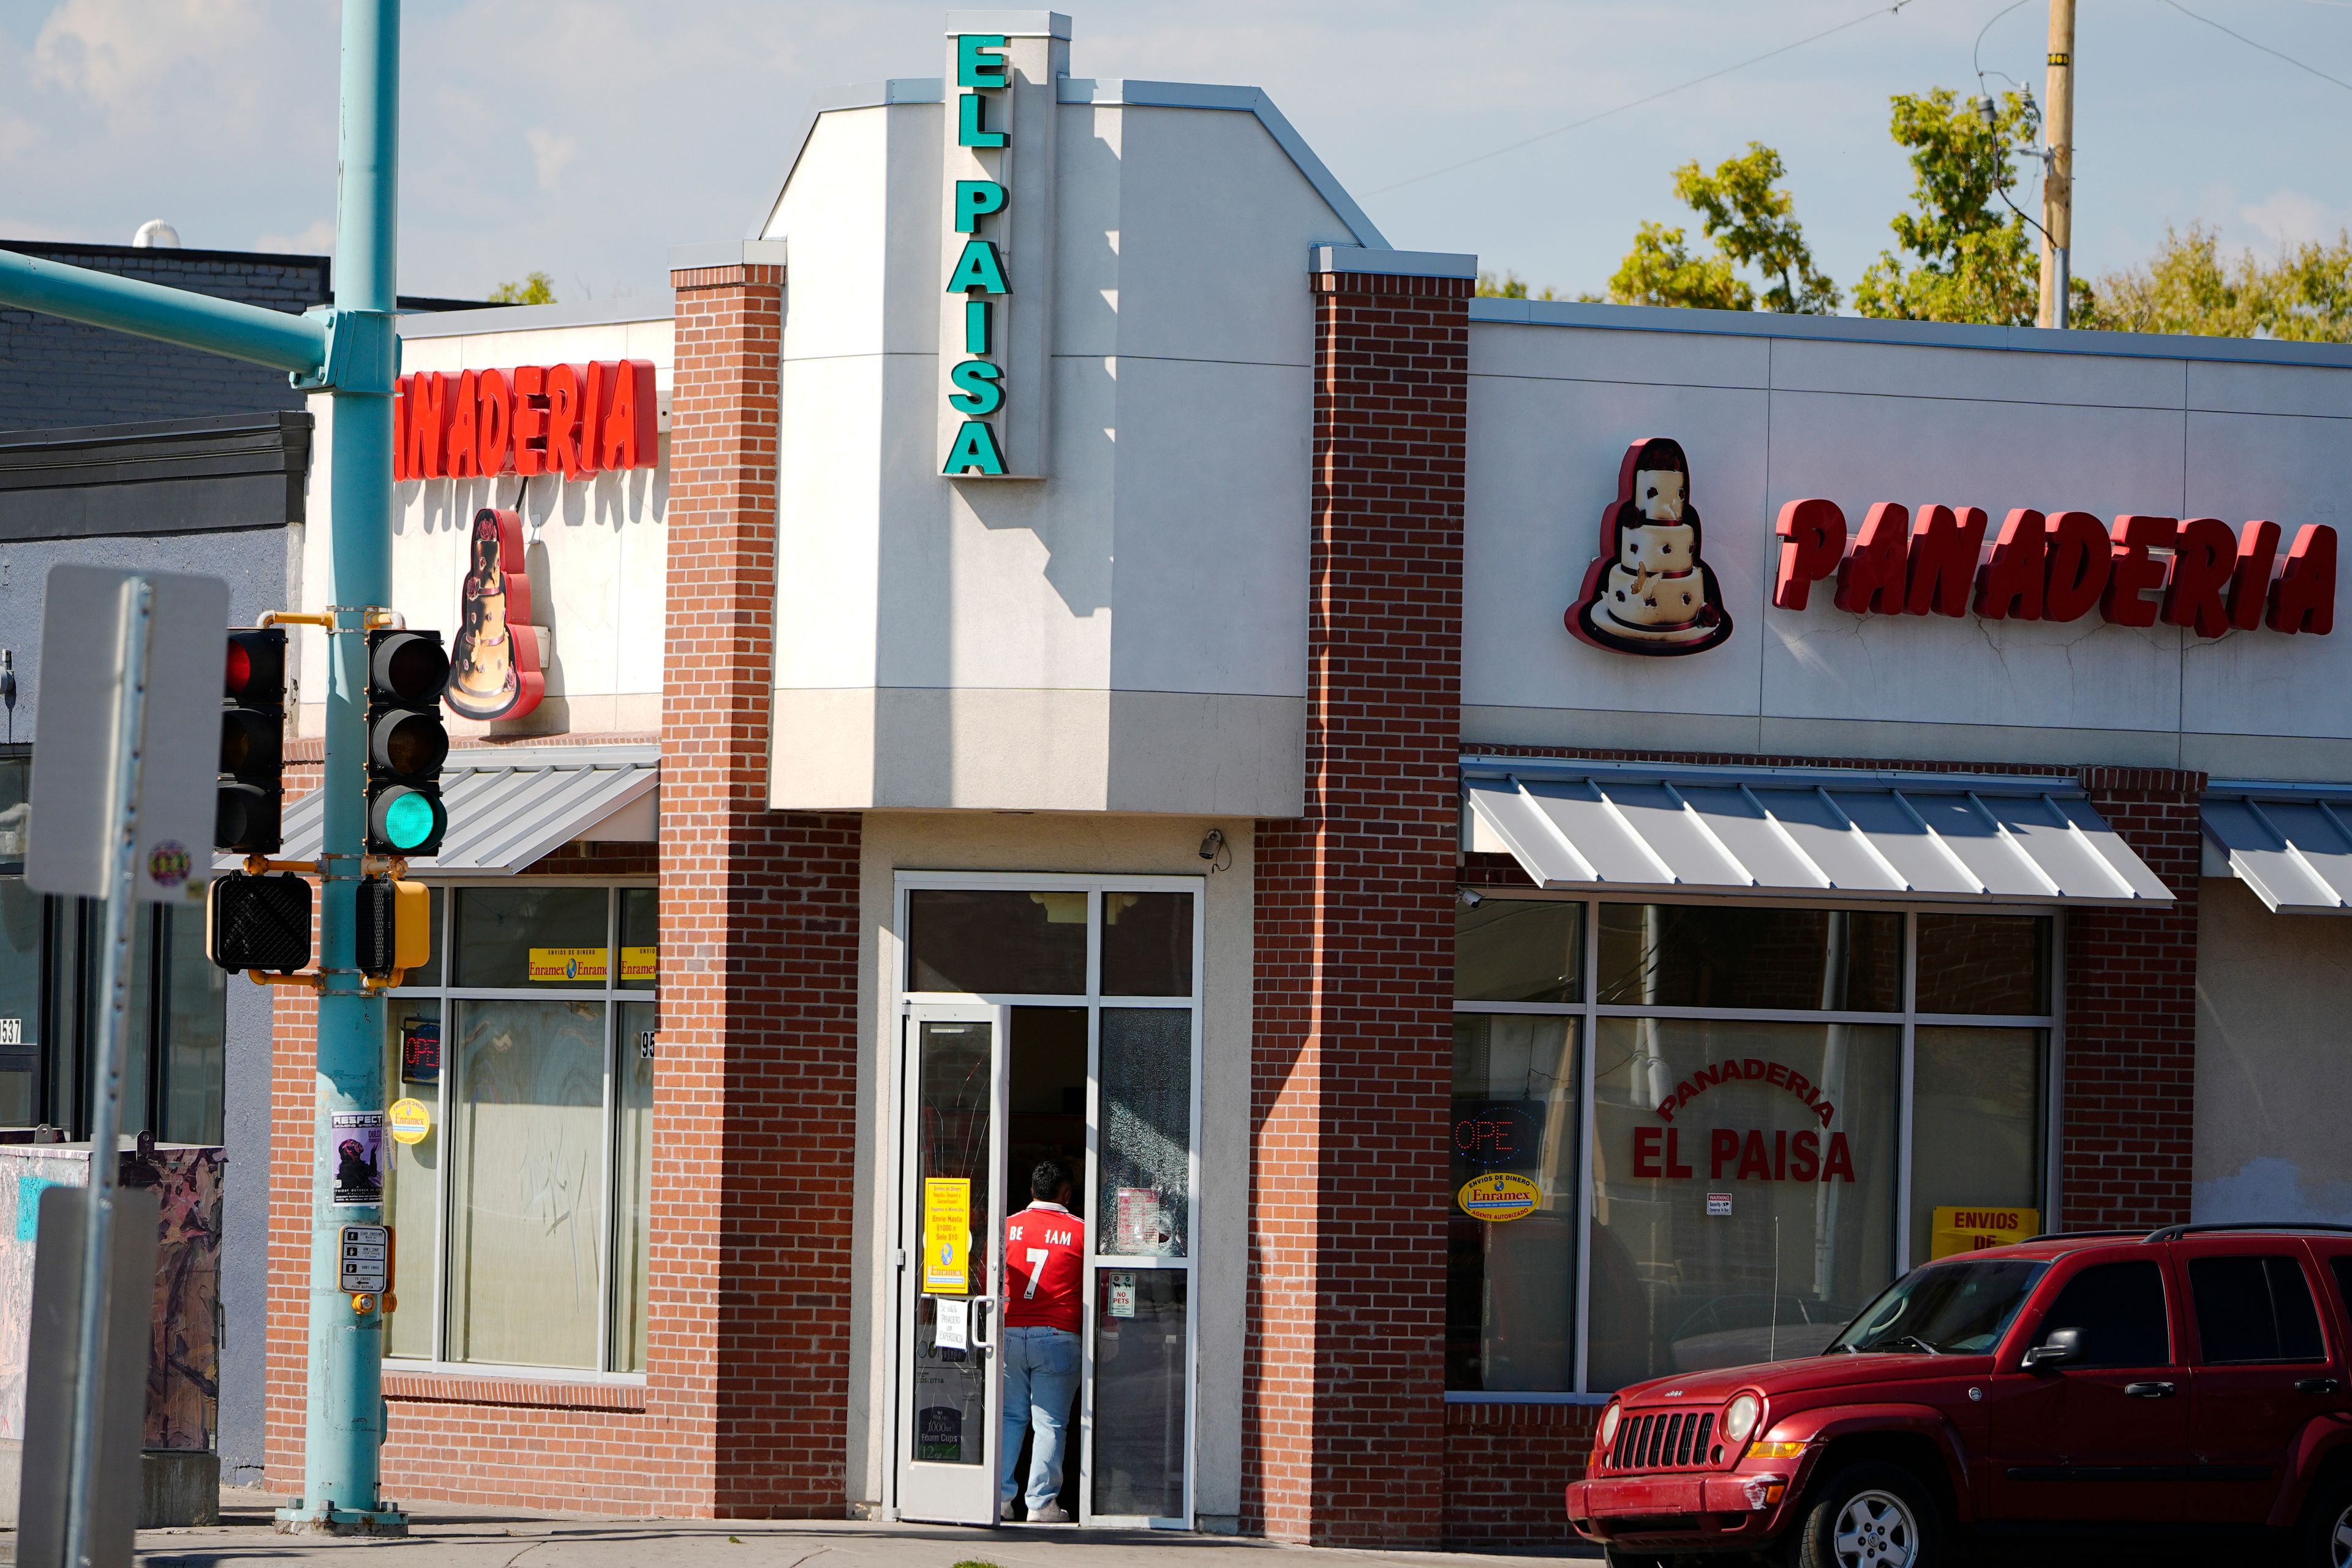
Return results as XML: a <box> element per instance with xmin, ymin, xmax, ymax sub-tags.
<box><xmin>1000</xmin><ymin>1324</ymin><xmax>1080</xmax><ymax>1512</ymax></box>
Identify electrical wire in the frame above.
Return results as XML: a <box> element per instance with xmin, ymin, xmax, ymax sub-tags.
<box><xmin>1367</xmin><ymin>0</ymin><xmax>1931</xmax><ymax>197</ymax></box>
<box><xmin>1973</xmin><ymin>0</ymin><xmax>2037</xmax><ymax>83</ymax></box>
<box><xmin>2160</xmin><ymin>0</ymin><xmax>2352</xmax><ymax>92</ymax></box>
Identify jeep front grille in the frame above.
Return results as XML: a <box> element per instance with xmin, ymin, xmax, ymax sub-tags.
<box><xmin>1607</xmin><ymin>1409</ymin><xmax>1715</xmax><ymax>1471</ymax></box>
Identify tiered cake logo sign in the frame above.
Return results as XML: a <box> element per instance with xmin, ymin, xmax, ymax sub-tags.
<box><xmin>1567</xmin><ymin>437</ymin><xmax>1734</xmax><ymax>657</ymax></box>
<box><xmin>448</xmin><ymin>507</ymin><xmax>546</xmax><ymax>722</ymax></box>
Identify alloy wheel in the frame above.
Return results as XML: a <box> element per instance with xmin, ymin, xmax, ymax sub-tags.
<box><xmin>1831</xmin><ymin>1488</ymin><xmax>1919</xmax><ymax>1568</ymax></box>
<box><xmin>2331</xmin><ymin>1501</ymin><xmax>2352</xmax><ymax>1568</ymax></box>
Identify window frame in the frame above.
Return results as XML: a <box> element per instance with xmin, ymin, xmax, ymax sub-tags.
<box><xmin>381</xmin><ymin>875</ymin><xmax>657</xmax><ymax>1382</ymax></box>
<box><xmin>1450</xmin><ymin>891</ymin><xmax>2064</xmax><ymax>1404</ymax></box>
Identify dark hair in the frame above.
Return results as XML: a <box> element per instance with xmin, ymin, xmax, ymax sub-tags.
<box><xmin>1031</xmin><ymin>1160</ymin><xmax>1072</xmax><ymax>1202</ymax></box>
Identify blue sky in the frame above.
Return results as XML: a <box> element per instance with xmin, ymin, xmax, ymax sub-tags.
<box><xmin>2</xmin><ymin>0</ymin><xmax>2348</xmax><ymax>305</ymax></box>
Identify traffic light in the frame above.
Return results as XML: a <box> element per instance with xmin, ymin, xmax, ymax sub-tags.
<box><xmin>206</xmin><ymin>870</ymin><xmax>312</xmax><ymax>973</ymax></box>
<box><xmin>354</xmin><ymin>875</ymin><xmax>431</xmax><ymax>979</ymax></box>
<box><xmin>364</xmin><ymin>628</ymin><xmax>449</xmax><ymax>856</ymax></box>
<box><xmin>217</xmin><ymin>627</ymin><xmax>288</xmax><ymax>853</ymax></box>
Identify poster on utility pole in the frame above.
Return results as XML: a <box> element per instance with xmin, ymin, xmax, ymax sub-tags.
<box><xmin>331</xmin><ymin>1112</ymin><xmax>385</xmax><ymax>1207</ymax></box>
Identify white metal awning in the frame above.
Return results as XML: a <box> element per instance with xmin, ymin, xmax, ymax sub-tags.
<box><xmin>251</xmin><ymin>744</ymin><xmax>658</xmax><ymax>877</ymax></box>
<box><xmin>1463</xmin><ymin>760</ymin><xmax>2172</xmax><ymax>907</ymax></box>
<box><xmin>2201</xmin><ymin>783</ymin><xmax>2352</xmax><ymax>914</ymax></box>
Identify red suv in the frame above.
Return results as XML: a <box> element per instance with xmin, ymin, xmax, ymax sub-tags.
<box><xmin>1565</xmin><ymin>1224</ymin><xmax>2352</xmax><ymax>1566</ymax></box>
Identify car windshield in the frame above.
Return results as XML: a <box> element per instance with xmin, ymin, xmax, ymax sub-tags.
<box><xmin>1828</xmin><ymin>1259</ymin><xmax>2048</xmax><ymax>1355</ymax></box>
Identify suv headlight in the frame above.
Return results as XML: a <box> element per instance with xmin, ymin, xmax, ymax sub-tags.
<box><xmin>1598</xmin><ymin>1400</ymin><xmax>1621</xmax><ymax>1447</ymax></box>
<box><xmin>1722</xmin><ymin>1392</ymin><xmax>1763</xmax><ymax>1444</ymax></box>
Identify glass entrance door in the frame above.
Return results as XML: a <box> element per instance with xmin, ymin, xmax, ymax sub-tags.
<box><xmin>894</xmin><ymin>878</ymin><xmax>1204</xmax><ymax>1528</ymax></box>
<box><xmin>895</xmin><ymin>1006</ymin><xmax>1007</xmax><ymax>1525</ymax></box>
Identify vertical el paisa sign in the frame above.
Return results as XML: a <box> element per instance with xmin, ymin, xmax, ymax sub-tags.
<box><xmin>940</xmin><ymin>17</ymin><xmax>1065</xmax><ymax>479</ymax></box>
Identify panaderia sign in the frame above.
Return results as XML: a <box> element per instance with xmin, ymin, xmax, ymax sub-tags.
<box><xmin>1632</xmin><ymin>1057</ymin><xmax>1860</xmax><ymax>1185</ymax></box>
<box><xmin>393</xmin><ymin>360</ymin><xmax>657</xmax><ymax>482</ymax></box>
<box><xmin>1566</xmin><ymin>435</ymin><xmax>2339</xmax><ymax>657</ymax></box>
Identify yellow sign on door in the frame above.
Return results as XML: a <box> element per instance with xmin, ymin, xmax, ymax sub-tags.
<box><xmin>1930</xmin><ymin>1205</ymin><xmax>2040</xmax><ymax>1259</ymax></box>
<box><xmin>922</xmin><ymin>1176</ymin><xmax>972</xmax><ymax>1295</ymax></box>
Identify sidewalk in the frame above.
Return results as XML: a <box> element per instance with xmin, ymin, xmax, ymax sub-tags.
<box><xmin>109</xmin><ymin>1491</ymin><xmax>1599</xmax><ymax>1567</ymax></box>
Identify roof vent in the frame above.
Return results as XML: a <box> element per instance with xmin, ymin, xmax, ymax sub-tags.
<box><xmin>132</xmin><ymin>219</ymin><xmax>181</xmax><ymax>249</ymax></box>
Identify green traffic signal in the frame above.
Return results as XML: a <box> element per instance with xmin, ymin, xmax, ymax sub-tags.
<box><xmin>364</xmin><ymin>628</ymin><xmax>449</xmax><ymax>856</ymax></box>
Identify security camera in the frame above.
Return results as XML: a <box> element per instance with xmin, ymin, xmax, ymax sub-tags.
<box><xmin>1458</xmin><ymin>887</ymin><xmax>1484</xmax><ymax>908</ymax></box>
<box><xmin>1198</xmin><ymin>828</ymin><xmax>1226</xmax><ymax>861</ymax></box>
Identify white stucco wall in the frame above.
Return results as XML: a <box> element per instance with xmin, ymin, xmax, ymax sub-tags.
<box><xmin>2194</xmin><ymin>875</ymin><xmax>2352</xmax><ymax>1223</ymax></box>
<box><xmin>762</xmin><ymin>85</ymin><xmax>1368</xmax><ymax>815</ymax></box>
<box><xmin>299</xmin><ymin>308</ymin><xmax>671</xmax><ymax>740</ymax></box>
<box><xmin>1464</xmin><ymin>312</ymin><xmax>2352</xmax><ymax>780</ymax></box>
<box><xmin>848</xmin><ymin>813</ymin><xmax>1254</xmax><ymax>1526</ymax></box>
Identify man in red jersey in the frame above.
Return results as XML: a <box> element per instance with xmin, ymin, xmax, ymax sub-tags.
<box><xmin>1001</xmin><ymin>1159</ymin><xmax>1084</xmax><ymax>1522</ymax></box>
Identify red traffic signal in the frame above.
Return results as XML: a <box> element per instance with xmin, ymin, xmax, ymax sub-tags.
<box><xmin>217</xmin><ymin>628</ymin><xmax>288</xmax><ymax>854</ymax></box>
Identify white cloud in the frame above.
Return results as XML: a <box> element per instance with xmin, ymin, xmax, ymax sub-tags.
<box><xmin>254</xmin><ymin>217</ymin><xmax>336</xmax><ymax>256</ymax></box>
<box><xmin>0</xmin><ymin>116</ymin><xmax>39</xmax><ymax>157</ymax></box>
<box><xmin>2241</xmin><ymin>189</ymin><xmax>2340</xmax><ymax>250</ymax></box>
<box><xmin>526</xmin><ymin>129</ymin><xmax>580</xmax><ymax>192</ymax></box>
<box><xmin>32</xmin><ymin>0</ymin><xmax>272</xmax><ymax>130</ymax></box>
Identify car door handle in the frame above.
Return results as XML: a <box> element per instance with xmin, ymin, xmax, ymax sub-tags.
<box><xmin>2125</xmin><ymin>1381</ymin><xmax>2177</xmax><ymax>1398</ymax></box>
<box><xmin>2295</xmin><ymin>1378</ymin><xmax>2343</xmax><ymax>1395</ymax></box>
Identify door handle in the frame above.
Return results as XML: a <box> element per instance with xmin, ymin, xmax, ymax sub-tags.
<box><xmin>970</xmin><ymin>1297</ymin><xmax>995</xmax><ymax>1354</ymax></box>
<box><xmin>2295</xmin><ymin>1377</ymin><xmax>2343</xmax><ymax>1395</ymax></box>
<box><xmin>2124</xmin><ymin>1381</ymin><xmax>2177</xmax><ymax>1398</ymax></box>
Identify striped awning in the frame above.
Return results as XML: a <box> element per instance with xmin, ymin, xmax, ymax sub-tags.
<box><xmin>259</xmin><ymin>744</ymin><xmax>657</xmax><ymax>876</ymax></box>
<box><xmin>2201</xmin><ymin>783</ymin><xmax>2352</xmax><ymax>914</ymax></box>
<box><xmin>1463</xmin><ymin>760</ymin><xmax>2171</xmax><ymax>907</ymax></box>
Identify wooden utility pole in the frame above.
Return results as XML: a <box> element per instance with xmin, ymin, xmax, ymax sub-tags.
<box><xmin>2040</xmin><ymin>0</ymin><xmax>2076</xmax><ymax>328</ymax></box>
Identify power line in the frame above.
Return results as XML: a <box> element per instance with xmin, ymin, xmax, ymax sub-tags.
<box><xmin>2160</xmin><ymin>0</ymin><xmax>2352</xmax><ymax>92</ymax></box>
<box><xmin>1368</xmin><ymin>0</ymin><xmax>1930</xmax><ymax>197</ymax></box>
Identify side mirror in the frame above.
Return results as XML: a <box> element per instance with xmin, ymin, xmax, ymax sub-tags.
<box><xmin>2024</xmin><ymin>1325</ymin><xmax>2082</xmax><ymax>1371</ymax></box>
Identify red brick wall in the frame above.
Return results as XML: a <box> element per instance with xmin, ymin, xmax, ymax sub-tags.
<box><xmin>1442</xmin><ymin>1402</ymin><xmax>1597</xmax><ymax>1548</ymax></box>
<box><xmin>1246</xmin><ymin>267</ymin><xmax>1469</xmax><ymax>1547</ymax></box>
<box><xmin>2063</xmin><ymin>766</ymin><xmax>2204</xmax><ymax>1230</ymax></box>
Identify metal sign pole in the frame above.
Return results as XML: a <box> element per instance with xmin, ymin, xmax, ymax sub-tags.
<box><xmin>60</xmin><ymin>576</ymin><xmax>152</xmax><ymax>1568</ymax></box>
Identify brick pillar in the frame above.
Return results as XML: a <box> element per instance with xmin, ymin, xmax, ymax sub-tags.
<box><xmin>659</xmin><ymin>255</ymin><xmax>862</xmax><ymax>1515</ymax></box>
<box><xmin>1245</xmin><ymin>261</ymin><xmax>1469</xmax><ymax>1547</ymax></box>
<box><xmin>2062</xmin><ymin>765</ymin><xmax>2207</xmax><ymax>1230</ymax></box>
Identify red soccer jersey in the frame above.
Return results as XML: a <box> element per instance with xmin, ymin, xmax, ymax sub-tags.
<box><xmin>1003</xmin><ymin>1202</ymin><xmax>1085</xmax><ymax>1330</ymax></box>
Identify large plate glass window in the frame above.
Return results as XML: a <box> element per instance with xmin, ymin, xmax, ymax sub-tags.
<box><xmin>379</xmin><ymin>881</ymin><xmax>657</xmax><ymax>1374</ymax></box>
<box><xmin>1451</xmin><ymin>896</ymin><xmax>2056</xmax><ymax>1396</ymax></box>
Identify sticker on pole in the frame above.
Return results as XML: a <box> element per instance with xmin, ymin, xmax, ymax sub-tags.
<box><xmin>387</xmin><ymin>1098</ymin><xmax>431</xmax><ymax>1145</ymax></box>
<box><xmin>1457</xmin><ymin>1172</ymin><xmax>1541</xmax><ymax>1223</ymax></box>
<box><xmin>331</xmin><ymin>1112</ymin><xmax>385</xmax><ymax>1206</ymax></box>
<box><xmin>1706</xmin><ymin>1192</ymin><xmax>1734</xmax><ymax>1216</ymax></box>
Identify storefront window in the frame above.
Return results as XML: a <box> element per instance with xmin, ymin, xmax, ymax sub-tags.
<box><xmin>382</xmin><ymin>883</ymin><xmax>655</xmax><ymax>1373</ymax></box>
<box><xmin>0</xmin><ymin>876</ymin><xmax>42</xmax><ymax>1125</ymax></box>
<box><xmin>1449</xmin><ymin>1014</ymin><xmax>1580</xmax><ymax>1391</ymax></box>
<box><xmin>1097</xmin><ymin>1009</ymin><xmax>1191</xmax><ymax>1257</ymax></box>
<box><xmin>1589</xmin><ymin>1017</ymin><xmax>1900</xmax><ymax>1389</ymax></box>
<box><xmin>1910</xmin><ymin>1025</ymin><xmax>2046</xmax><ymax>1255</ymax></box>
<box><xmin>907</xmin><ymin>888</ymin><xmax>1088</xmax><ymax>995</ymax></box>
<box><xmin>1597</xmin><ymin>905</ymin><xmax>1901</xmax><ymax>1012</ymax></box>
<box><xmin>1453</xmin><ymin>897</ymin><xmax>2056</xmax><ymax>1396</ymax></box>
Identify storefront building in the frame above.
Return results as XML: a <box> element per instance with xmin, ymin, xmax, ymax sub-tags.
<box><xmin>256</xmin><ymin>12</ymin><xmax>2352</xmax><ymax>1545</ymax></box>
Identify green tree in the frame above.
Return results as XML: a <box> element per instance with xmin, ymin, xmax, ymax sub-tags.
<box><xmin>1609</xmin><ymin>222</ymin><xmax>1752</xmax><ymax>311</ymax></box>
<box><xmin>488</xmin><ymin>270</ymin><xmax>556</xmax><ymax>305</ymax></box>
<box><xmin>1475</xmin><ymin>269</ymin><xmax>1561</xmax><ymax>301</ymax></box>
<box><xmin>1673</xmin><ymin>143</ymin><xmax>1839</xmax><ymax>313</ymax></box>
<box><xmin>1853</xmin><ymin>88</ymin><xmax>2039</xmax><ymax>325</ymax></box>
<box><xmin>1609</xmin><ymin>143</ymin><xmax>1836</xmax><ymax>313</ymax></box>
<box><xmin>2079</xmin><ymin>222</ymin><xmax>2352</xmax><ymax>342</ymax></box>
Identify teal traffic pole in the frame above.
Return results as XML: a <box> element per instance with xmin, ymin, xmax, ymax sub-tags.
<box><xmin>281</xmin><ymin>0</ymin><xmax>404</xmax><ymax>1534</ymax></box>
